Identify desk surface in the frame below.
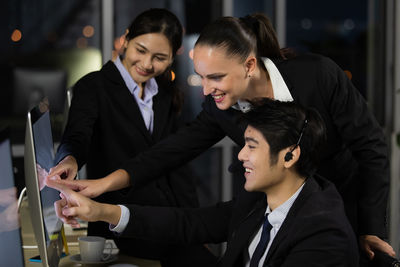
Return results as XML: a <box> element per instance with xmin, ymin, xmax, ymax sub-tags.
<box><xmin>20</xmin><ymin>198</ymin><xmax>161</xmax><ymax>267</ymax></box>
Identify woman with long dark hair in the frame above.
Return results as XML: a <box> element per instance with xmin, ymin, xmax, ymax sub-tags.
<box><xmin>50</xmin><ymin>8</ymin><xmax>216</xmax><ymax>266</ymax></box>
<box><xmin>51</xmin><ymin>13</ymin><xmax>395</xmax><ymax>265</ymax></box>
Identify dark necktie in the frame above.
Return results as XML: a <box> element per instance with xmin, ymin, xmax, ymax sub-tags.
<box><xmin>250</xmin><ymin>214</ymin><xmax>272</xmax><ymax>267</ymax></box>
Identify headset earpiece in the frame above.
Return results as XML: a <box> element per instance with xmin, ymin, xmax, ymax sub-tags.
<box><xmin>284</xmin><ymin>152</ymin><xmax>293</xmax><ymax>162</ymax></box>
<box><xmin>284</xmin><ymin>119</ymin><xmax>308</xmax><ymax>163</ymax></box>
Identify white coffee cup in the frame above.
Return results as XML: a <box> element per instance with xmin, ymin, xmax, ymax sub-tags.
<box><xmin>78</xmin><ymin>236</ymin><xmax>112</xmax><ymax>262</ymax></box>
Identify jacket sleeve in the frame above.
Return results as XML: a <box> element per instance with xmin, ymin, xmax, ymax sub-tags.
<box><xmin>318</xmin><ymin>56</ymin><xmax>389</xmax><ymax>237</ymax></box>
<box><xmin>120</xmin><ymin>96</ymin><xmax>227</xmax><ymax>189</ymax></box>
<box><xmin>55</xmin><ymin>76</ymin><xmax>99</xmax><ymax>170</ymax></box>
<box><xmin>121</xmin><ymin>200</ymin><xmax>233</xmax><ymax>245</ymax></box>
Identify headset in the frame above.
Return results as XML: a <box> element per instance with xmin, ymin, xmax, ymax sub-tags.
<box><xmin>284</xmin><ymin>119</ymin><xmax>308</xmax><ymax>162</ymax></box>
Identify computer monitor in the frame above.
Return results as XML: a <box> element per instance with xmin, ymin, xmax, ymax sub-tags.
<box><xmin>0</xmin><ymin>128</ymin><xmax>25</xmax><ymax>267</ymax></box>
<box><xmin>24</xmin><ymin>103</ymin><xmax>64</xmax><ymax>267</ymax></box>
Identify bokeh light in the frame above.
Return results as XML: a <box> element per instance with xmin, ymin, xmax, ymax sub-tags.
<box><xmin>171</xmin><ymin>70</ymin><xmax>176</xmax><ymax>81</ymax></box>
<box><xmin>187</xmin><ymin>74</ymin><xmax>202</xmax><ymax>86</ymax></box>
<box><xmin>82</xmin><ymin>25</ymin><xmax>95</xmax><ymax>38</ymax></box>
<box><xmin>11</xmin><ymin>29</ymin><xmax>22</xmax><ymax>42</ymax></box>
<box><xmin>76</xmin><ymin>37</ymin><xmax>88</xmax><ymax>48</ymax></box>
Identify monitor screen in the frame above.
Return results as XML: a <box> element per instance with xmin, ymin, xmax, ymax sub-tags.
<box><xmin>0</xmin><ymin>128</ymin><xmax>25</xmax><ymax>267</ymax></box>
<box><xmin>24</xmin><ymin>102</ymin><xmax>64</xmax><ymax>267</ymax></box>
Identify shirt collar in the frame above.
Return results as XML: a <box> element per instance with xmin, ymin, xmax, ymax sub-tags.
<box><xmin>231</xmin><ymin>57</ymin><xmax>293</xmax><ymax>113</ymax></box>
<box><xmin>261</xmin><ymin>57</ymin><xmax>293</xmax><ymax>102</ymax></box>
<box><xmin>266</xmin><ymin>181</ymin><xmax>305</xmax><ymax>226</ymax></box>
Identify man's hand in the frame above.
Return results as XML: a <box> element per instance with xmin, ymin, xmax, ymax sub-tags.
<box><xmin>359</xmin><ymin>235</ymin><xmax>396</xmax><ymax>260</ymax></box>
<box><xmin>48</xmin><ymin>155</ymin><xmax>78</xmax><ymax>181</ymax></box>
<box><xmin>45</xmin><ymin>178</ymin><xmax>121</xmax><ymax>227</ymax></box>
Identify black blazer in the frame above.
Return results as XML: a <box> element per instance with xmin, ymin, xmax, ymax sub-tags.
<box><xmin>56</xmin><ymin>61</ymin><xmax>202</xmax><ymax>259</ymax></box>
<box><xmin>123</xmin><ymin>176</ymin><xmax>359</xmax><ymax>267</ymax></box>
<box><xmin>121</xmin><ymin>53</ymin><xmax>389</xmax><ymax>238</ymax></box>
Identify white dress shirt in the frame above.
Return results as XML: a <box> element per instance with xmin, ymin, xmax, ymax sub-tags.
<box><xmin>245</xmin><ymin>182</ymin><xmax>305</xmax><ymax>267</ymax></box>
<box><xmin>114</xmin><ymin>56</ymin><xmax>158</xmax><ymax>133</ymax></box>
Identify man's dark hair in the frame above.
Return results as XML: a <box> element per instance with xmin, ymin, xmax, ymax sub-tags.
<box><xmin>240</xmin><ymin>98</ymin><xmax>326</xmax><ymax>178</ymax></box>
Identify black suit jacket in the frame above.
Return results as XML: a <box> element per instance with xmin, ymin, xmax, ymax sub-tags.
<box><xmin>123</xmin><ymin>176</ymin><xmax>359</xmax><ymax>267</ymax></box>
<box><xmin>121</xmin><ymin>53</ymin><xmax>389</xmax><ymax>238</ymax></box>
<box><xmin>56</xmin><ymin>61</ymin><xmax>202</xmax><ymax>259</ymax></box>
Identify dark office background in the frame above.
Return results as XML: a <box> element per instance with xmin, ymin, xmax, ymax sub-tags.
<box><xmin>1</xmin><ymin>0</ymin><xmax>396</xmax><ymax>253</ymax></box>
<box><xmin>0</xmin><ymin>0</ymin><xmax>386</xmax><ymax>207</ymax></box>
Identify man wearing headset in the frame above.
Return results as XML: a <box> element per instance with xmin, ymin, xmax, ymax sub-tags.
<box><xmin>47</xmin><ymin>99</ymin><xmax>358</xmax><ymax>267</ymax></box>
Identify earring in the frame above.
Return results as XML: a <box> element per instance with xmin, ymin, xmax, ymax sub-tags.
<box><xmin>248</xmin><ymin>74</ymin><xmax>251</xmax><ymax>78</ymax></box>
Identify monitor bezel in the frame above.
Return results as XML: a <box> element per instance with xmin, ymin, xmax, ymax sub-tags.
<box><xmin>24</xmin><ymin>107</ymin><xmax>63</xmax><ymax>267</ymax></box>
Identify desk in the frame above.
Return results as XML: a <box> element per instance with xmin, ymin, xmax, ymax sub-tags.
<box><xmin>20</xmin><ymin>198</ymin><xmax>161</xmax><ymax>267</ymax></box>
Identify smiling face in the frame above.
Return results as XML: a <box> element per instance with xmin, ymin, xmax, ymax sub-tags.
<box><xmin>122</xmin><ymin>33</ymin><xmax>173</xmax><ymax>89</ymax></box>
<box><xmin>238</xmin><ymin>125</ymin><xmax>288</xmax><ymax>194</ymax></box>
<box><xmin>193</xmin><ymin>45</ymin><xmax>254</xmax><ymax>110</ymax></box>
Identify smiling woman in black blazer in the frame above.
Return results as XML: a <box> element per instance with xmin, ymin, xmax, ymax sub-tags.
<box><xmin>50</xmin><ymin>12</ymin><xmax>395</xmax><ymax>265</ymax></box>
<box><xmin>50</xmin><ymin>8</ymin><xmax>216</xmax><ymax>267</ymax></box>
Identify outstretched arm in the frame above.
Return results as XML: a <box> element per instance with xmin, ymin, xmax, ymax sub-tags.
<box><xmin>120</xmin><ymin>97</ymin><xmax>228</xmax><ymax>190</ymax></box>
<box><xmin>46</xmin><ymin>176</ymin><xmax>232</xmax><ymax>245</ymax></box>
<box><xmin>46</xmin><ymin>169</ymin><xmax>130</xmax><ymax>198</ymax></box>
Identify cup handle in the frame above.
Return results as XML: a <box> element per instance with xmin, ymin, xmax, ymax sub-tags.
<box><xmin>101</xmin><ymin>241</ymin><xmax>113</xmax><ymax>261</ymax></box>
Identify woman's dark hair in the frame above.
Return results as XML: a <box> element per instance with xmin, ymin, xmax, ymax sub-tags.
<box><xmin>240</xmin><ymin>98</ymin><xmax>326</xmax><ymax>178</ymax></box>
<box><xmin>126</xmin><ymin>8</ymin><xmax>184</xmax><ymax>112</ymax></box>
<box><xmin>195</xmin><ymin>13</ymin><xmax>294</xmax><ymax>66</ymax></box>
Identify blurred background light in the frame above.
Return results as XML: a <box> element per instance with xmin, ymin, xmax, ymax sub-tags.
<box><xmin>171</xmin><ymin>70</ymin><xmax>175</xmax><ymax>81</ymax></box>
<box><xmin>187</xmin><ymin>74</ymin><xmax>201</xmax><ymax>86</ymax></box>
<box><xmin>300</xmin><ymin>18</ymin><xmax>312</xmax><ymax>30</ymax></box>
<box><xmin>82</xmin><ymin>25</ymin><xmax>95</xmax><ymax>38</ymax></box>
<box><xmin>11</xmin><ymin>29</ymin><xmax>22</xmax><ymax>42</ymax></box>
<box><xmin>76</xmin><ymin>37</ymin><xmax>88</xmax><ymax>49</ymax></box>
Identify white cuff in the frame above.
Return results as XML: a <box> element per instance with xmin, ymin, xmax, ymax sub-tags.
<box><xmin>109</xmin><ymin>205</ymin><xmax>130</xmax><ymax>233</ymax></box>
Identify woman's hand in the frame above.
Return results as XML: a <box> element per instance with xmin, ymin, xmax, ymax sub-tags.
<box><xmin>45</xmin><ymin>178</ymin><xmax>121</xmax><ymax>227</ymax></box>
<box><xmin>45</xmin><ymin>176</ymin><xmax>108</xmax><ymax>199</ymax></box>
<box><xmin>359</xmin><ymin>235</ymin><xmax>396</xmax><ymax>259</ymax></box>
<box><xmin>48</xmin><ymin>155</ymin><xmax>78</xmax><ymax>181</ymax></box>
<box><xmin>46</xmin><ymin>169</ymin><xmax>130</xmax><ymax>199</ymax></box>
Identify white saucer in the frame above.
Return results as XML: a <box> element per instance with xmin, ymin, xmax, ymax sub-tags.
<box><xmin>70</xmin><ymin>254</ymin><xmax>118</xmax><ymax>264</ymax></box>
